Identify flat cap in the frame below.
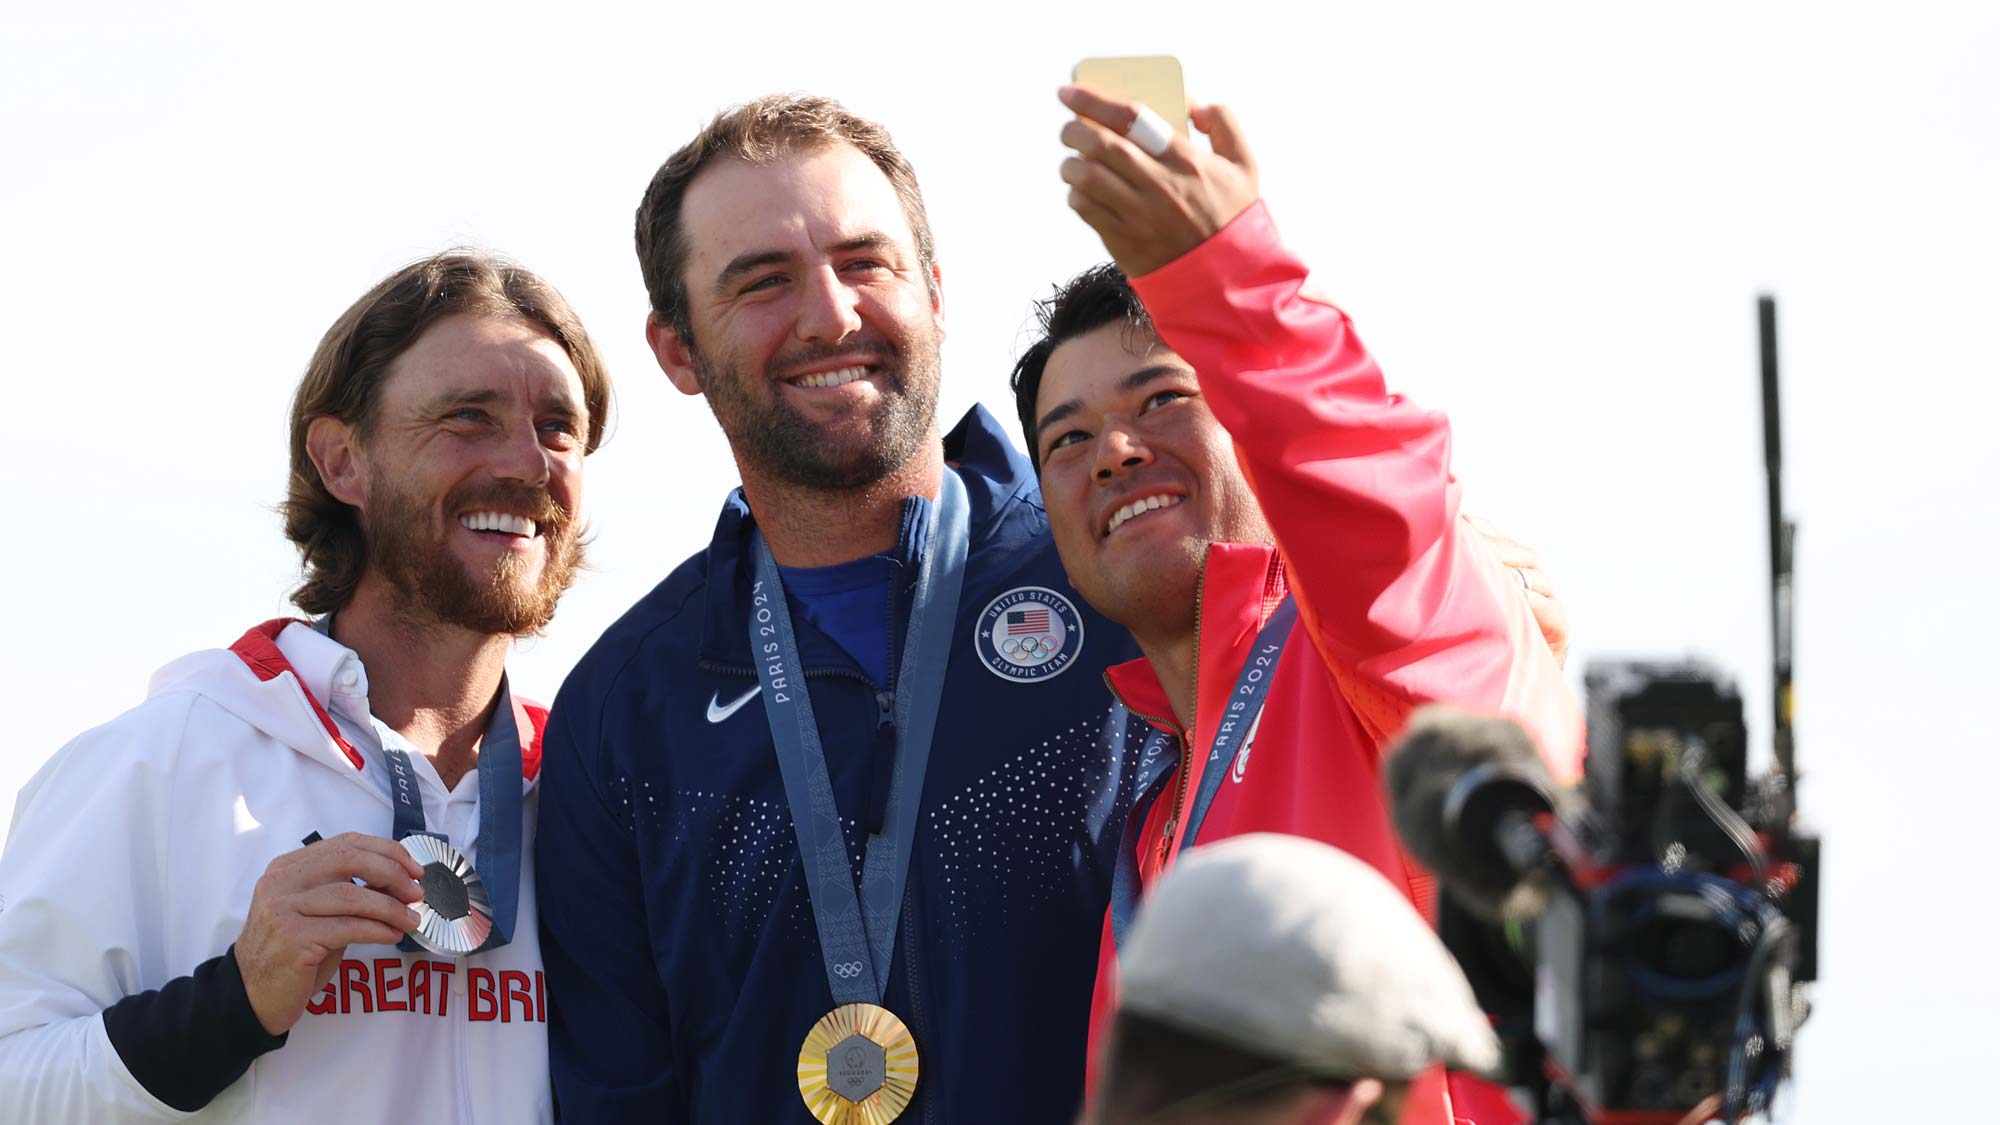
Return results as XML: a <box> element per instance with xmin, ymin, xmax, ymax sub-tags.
<box><xmin>1118</xmin><ymin>833</ymin><xmax>1501</xmax><ymax>1082</ymax></box>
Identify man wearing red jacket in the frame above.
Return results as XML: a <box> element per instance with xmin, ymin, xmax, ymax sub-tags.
<box><xmin>1010</xmin><ymin>87</ymin><xmax>1585</xmax><ymax>1125</ymax></box>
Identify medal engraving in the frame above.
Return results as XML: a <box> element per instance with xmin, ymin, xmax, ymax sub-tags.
<box><xmin>826</xmin><ymin>1034</ymin><xmax>886</xmax><ymax>1103</ymax></box>
<box><xmin>419</xmin><ymin>862</ymin><xmax>471</xmax><ymax>920</ymax></box>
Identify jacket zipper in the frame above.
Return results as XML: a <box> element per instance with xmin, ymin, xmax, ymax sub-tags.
<box><xmin>1158</xmin><ymin>561</ymin><xmax>1209</xmax><ymax>864</ymax></box>
<box><xmin>699</xmin><ymin>659</ymin><xmax>878</xmax><ymax>689</ymax></box>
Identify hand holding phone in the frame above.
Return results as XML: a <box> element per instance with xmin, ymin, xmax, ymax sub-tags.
<box><xmin>1056</xmin><ymin>71</ymin><xmax>1261</xmax><ymax>277</ymax></box>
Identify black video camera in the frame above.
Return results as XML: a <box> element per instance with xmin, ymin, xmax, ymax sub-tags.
<box><xmin>1435</xmin><ymin>660</ymin><xmax>1820</xmax><ymax>1123</ymax></box>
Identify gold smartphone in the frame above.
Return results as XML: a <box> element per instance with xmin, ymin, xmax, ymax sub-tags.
<box><xmin>1071</xmin><ymin>55</ymin><xmax>1188</xmax><ymax>137</ymax></box>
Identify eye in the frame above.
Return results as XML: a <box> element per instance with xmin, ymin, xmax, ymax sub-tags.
<box><xmin>1141</xmin><ymin>389</ymin><xmax>1190</xmax><ymax>412</ymax></box>
<box><xmin>741</xmin><ymin>273</ymin><xmax>787</xmax><ymax>295</ymax></box>
<box><xmin>1042</xmin><ymin>429</ymin><xmax>1089</xmax><ymax>459</ymax></box>
<box><xmin>446</xmin><ymin>408</ymin><xmax>491</xmax><ymax>425</ymax></box>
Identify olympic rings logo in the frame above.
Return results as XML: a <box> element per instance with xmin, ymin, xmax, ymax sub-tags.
<box><xmin>832</xmin><ymin>960</ymin><xmax>866</xmax><ymax>979</ymax></box>
<box><xmin>999</xmin><ymin>635</ymin><xmax>1056</xmax><ymax>659</ymax></box>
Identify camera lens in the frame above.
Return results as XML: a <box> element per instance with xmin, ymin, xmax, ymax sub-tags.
<box><xmin>1635</xmin><ymin>915</ymin><xmax>1738</xmax><ymax>989</ymax></box>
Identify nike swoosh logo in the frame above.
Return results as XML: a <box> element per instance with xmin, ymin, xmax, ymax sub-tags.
<box><xmin>706</xmin><ymin>686</ymin><xmax>762</xmax><ymax>724</ymax></box>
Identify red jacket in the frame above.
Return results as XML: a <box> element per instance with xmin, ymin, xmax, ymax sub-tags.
<box><xmin>1085</xmin><ymin>203</ymin><xmax>1585</xmax><ymax>1125</ymax></box>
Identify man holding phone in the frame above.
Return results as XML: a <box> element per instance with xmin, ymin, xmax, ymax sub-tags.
<box><xmin>1010</xmin><ymin>84</ymin><xmax>1583</xmax><ymax>1123</ymax></box>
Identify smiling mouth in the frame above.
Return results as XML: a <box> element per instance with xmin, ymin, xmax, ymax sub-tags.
<box><xmin>459</xmin><ymin>511</ymin><xmax>539</xmax><ymax>539</ymax></box>
<box><xmin>787</xmin><ymin>364</ymin><xmax>873</xmax><ymax>389</ymax></box>
<box><xmin>1105</xmin><ymin>493</ymin><xmax>1184</xmax><ymax>538</ymax></box>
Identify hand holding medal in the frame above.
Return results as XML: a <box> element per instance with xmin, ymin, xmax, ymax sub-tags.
<box><xmin>235</xmin><ymin>831</ymin><xmax>427</xmax><ymax>1036</ymax></box>
<box><xmin>399</xmin><ymin>834</ymin><xmax>496</xmax><ymax>956</ymax></box>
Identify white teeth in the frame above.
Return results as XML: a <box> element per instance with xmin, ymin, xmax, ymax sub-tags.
<box><xmin>459</xmin><ymin>512</ymin><xmax>536</xmax><ymax>537</ymax></box>
<box><xmin>792</xmin><ymin>365</ymin><xmax>870</xmax><ymax>389</ymax></box>
<box><xmin>1106</xmin><ymin>493</ymin><xmax>1183</xmax><ymax>536</ymax></box>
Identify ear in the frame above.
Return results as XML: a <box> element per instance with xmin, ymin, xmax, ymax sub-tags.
<box><xmin>305</xmin><ymin>415</ymin><xmax>368</xmax><ymax>509</ymax></box>
<box><xmin>645</xmin><ymin>313</ymin><xmax>704</xmax><ymax>397</ymax></box>
<box><xmin>1323</xmin><ymin>1078</ymin><xmax>1386</xmax><ymax>1125</ymax></box>
<box><xmin>928</xmin><ymin>259</ymin><xmax>947</xmax><ymax>340</ymax></box>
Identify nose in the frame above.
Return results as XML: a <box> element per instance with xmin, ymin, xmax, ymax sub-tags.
<box><xmin>1092</xmin><ymin>418</ymin><xmax>1153</xmax><ymax>482</ymax></box>
<box><xmin>794</xmin><ymin>265</ymin><xmax>864</xmax><ymax>343</ymax></box>
<box><xmin>492</xmin><ymin>419</ymin><xmax>553</xmax><ymax>487</ymax></box>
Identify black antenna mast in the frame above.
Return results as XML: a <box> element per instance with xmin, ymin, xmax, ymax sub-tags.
<box><xmin>1759</xmin><ymin>295</ymin><xmax>1799</xmax><ymax>823</ymax></box>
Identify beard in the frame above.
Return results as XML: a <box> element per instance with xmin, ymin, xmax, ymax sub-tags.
<box><xmin>689</xmin><ymin>326</ymin><xmax>942</xmax><ymax>493</ymax></box>
<box><xmin>361</xmin><ymin>474</ymin><xmax>583</xmax><ymax>637</ymax></box>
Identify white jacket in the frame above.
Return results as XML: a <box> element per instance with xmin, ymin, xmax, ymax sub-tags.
<box><xmin>0</xmin><ymin>620</ymin><xmax>551</xmax><ymax>1123</ymax></box>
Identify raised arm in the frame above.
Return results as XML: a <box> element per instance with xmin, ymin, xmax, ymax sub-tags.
<box><xmin>1057</xmin><ymin>87</ymin><xmax>1579</xmax><ymax>773</ymax></box>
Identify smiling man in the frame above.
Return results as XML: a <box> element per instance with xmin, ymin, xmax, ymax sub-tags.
<box><xmin>1011</xmin><ymin>88</ymin><xmax>1584</xmax><ymax>1123</ymax></box>
<box><xmin>0</xmin><ymin>252</ymin><xmax>609</xmax><ymax>1123</ymax></box>
<box><xmin>535</xmin><ymin>97</ymin><xmax>1153</xmax><ymax>1125</ymax></box>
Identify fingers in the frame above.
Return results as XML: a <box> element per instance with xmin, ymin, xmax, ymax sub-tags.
<box><xmin>1064</xmin><ymin>185</ymin><xmax>1125</xmax><ymax>240</ymax></box>
<box><xmin>1058</xmin><ymin>84</ymin><xmax>1137</xmax><ymax>134</ymax></box>
<box><xmin>296</xmin><ymin>915</ymin><xmax>411</xmax><ymax>953</ymax></box>
<box><xmin>268</xmin><ymin>833</ymin><xmax>425</xmax><ymax>902</ymax></box>
<box><xmin>291</xmin><ymin>882</ymin><xmax>424</xmax><ymax>934</ymax></box>
<box><xmin>1525</xmin><ymin>587</ymin><xmax>1570</xmax><ymax>670</ymax></box>
<box><xmin>1190</xmin><ymin>103</ymin><xmax>1255</xmax><ymax>174</ymax></box>
<box><xmin>1059</xmin><ymin>117</ymin><xmax>1158</xmax><ymax>196</ymax></box>
<box><xmin>1059</xmin><ymin>153</ymin><xmax>1147</xmax><ymax>230</ymax></box>
<box><xmin>1058</xmin><ymin>86</ymin><xmax>1193</xmax><ymax>169</ymax></box>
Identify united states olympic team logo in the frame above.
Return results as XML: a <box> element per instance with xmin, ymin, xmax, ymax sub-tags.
<box><xmin>975</xmin><ymin>586</ymin><xmax>1085</xmax><ymax>682</ymax></box>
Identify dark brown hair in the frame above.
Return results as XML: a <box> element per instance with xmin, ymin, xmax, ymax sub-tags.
<box><xmin>283</xmin><ymin>252</ymin><xmax>611</xmax><ymax>615</ymax></box>
<box><xmin>1010</xmin><ymin>262</ymin><xmax>1155</xmax><ymax>470</ymax></box>
<box><xmin>635</xmin><ymin>94</ymin><xmax>937</xmax><ymax>342</ymax></box>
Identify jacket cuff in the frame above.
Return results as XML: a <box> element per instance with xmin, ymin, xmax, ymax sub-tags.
<box><xmin>100</xmin><ymin>944</ymin><xmax>289</xmax><ymax>1112</ymax></box>
<box><xmin>1130</xmin><ymin>199</ymin><xmax>1284</xmax><ymax>319</ymax></box>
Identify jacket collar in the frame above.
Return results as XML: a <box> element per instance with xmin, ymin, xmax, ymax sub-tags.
<box><xmin>696</xmin><ymin>405</ymin><xmax>1036</xmax><ymax>670</ymax></box>
<box><xmin>1104</xmin><ymin>543</ymin><xmax>1291</xmax><ymax>741</ymax></box>
<box><xmin>226</xmin><ymin>619</ymin><xmax>545</xmax><ymax>781</ymax></box>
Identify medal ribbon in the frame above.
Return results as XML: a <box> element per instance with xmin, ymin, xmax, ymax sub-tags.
<box><xmin>314</xmin><ymin>616</ymin><xmax>522</xmax><ymax>954</ymax></box>
<box><xmin>751</xmin><ymin>470</ymin><xmax>971</xmax><ymax>1006</ymax></box>
<box><xmin>1110</xmin><ymin>597</ymin><xmax>1297</xmax><ymax>952</ymax></box>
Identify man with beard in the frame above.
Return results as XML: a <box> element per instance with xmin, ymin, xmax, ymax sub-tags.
<box><xmin>535</xmin><ymin>95</ymin><xmax>1155</xmax><ymax>1125</ymax></box>
<box><xmin>0</xmin><ymin>252</ymin><xmax>608</xmax><ymax>1123</ymax></box>
<box><xmin>536</xmin><ymin>95</ymin><xmax>1569</xmax><ymax>1125</ymax></box>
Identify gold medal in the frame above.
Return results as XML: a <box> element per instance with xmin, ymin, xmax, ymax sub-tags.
<box><xmin>796</xmin><ymin>1002</ymin><xmax>920</xmax><ymax>1124</ymax></box>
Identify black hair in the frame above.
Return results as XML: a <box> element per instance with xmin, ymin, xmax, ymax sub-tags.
<box><xmin>1009</xmin><ymin>262</ymin><xmax>1157</xmax><ymax>470</ymax></box>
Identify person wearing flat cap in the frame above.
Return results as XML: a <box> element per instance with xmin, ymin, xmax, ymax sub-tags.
<box><xmin>1083</xmin><ymin>833</ymin><xmax>1504</xmax><ymax>1125</ymax></box>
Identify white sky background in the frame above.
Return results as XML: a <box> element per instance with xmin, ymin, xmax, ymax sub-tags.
<box><xmin>4</xmin><ymin>2</ymin><xmax>1995</xmax><ymax>1119</ymax></box>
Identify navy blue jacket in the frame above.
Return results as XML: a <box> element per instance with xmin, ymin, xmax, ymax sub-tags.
<box><xmin>538</xmin><ymin>408</ymin><xmax>1147</xmax><ymax>1124</ymax></box>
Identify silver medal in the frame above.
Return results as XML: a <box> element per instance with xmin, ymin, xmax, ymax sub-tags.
<box><xmin>399</xmin><ymin>834</ymin><xmax>494</xmax><ymax>956</ymax></box>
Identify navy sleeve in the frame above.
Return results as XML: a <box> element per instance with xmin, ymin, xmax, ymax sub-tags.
<box><xmin>537</xmin><ymin>680</ymin><xmax>683</xmax><ymax>1121</ymax></box>
<box><xmin>99</xmin><ymin>945</ymin><xmax>287</xmax><ymax>1111</ymax></box>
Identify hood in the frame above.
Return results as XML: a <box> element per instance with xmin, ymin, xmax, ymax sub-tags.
<box><xmin>147</xmin><ymin>619</ymin><xmax>544</xmax><ymax>790</ymax></box>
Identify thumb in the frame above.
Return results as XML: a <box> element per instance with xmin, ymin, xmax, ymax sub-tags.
<box><xmin>314</xmin><ymin>949</ymin><xmax>343</xmax><ymax>991</ymax></box>
<box><xmin>1191</xmin><ymin>103</ymin><xmax>1255</xmax><ymax>172</ymax></box>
